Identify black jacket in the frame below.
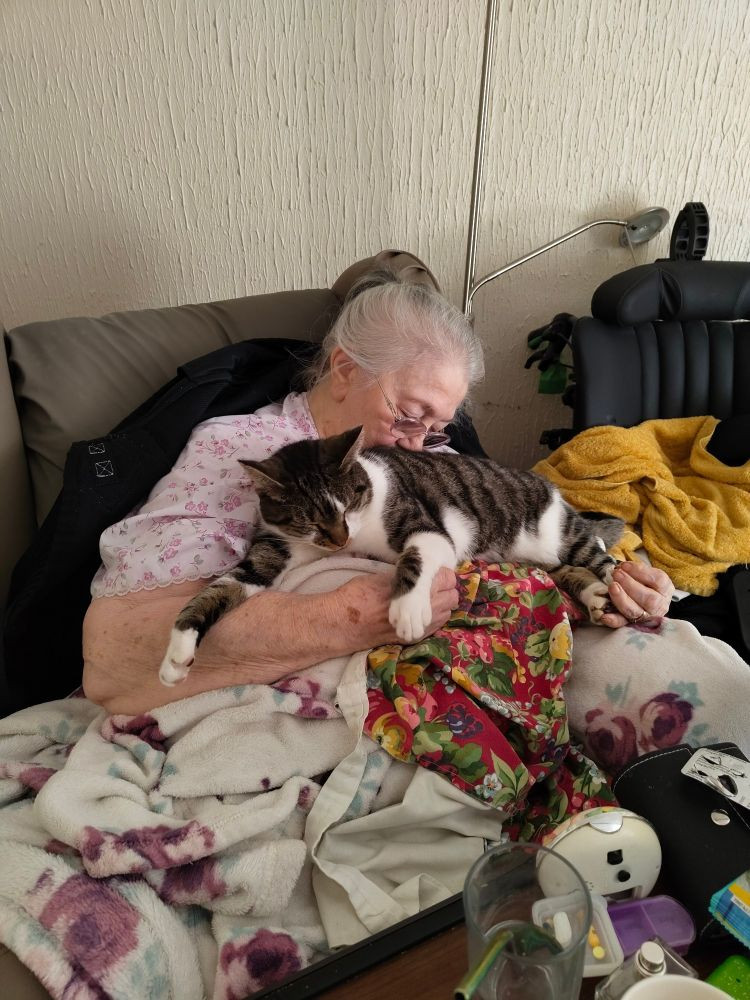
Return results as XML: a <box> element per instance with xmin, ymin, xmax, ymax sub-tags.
<box><xmin>2</xmin><ymin>338</ymin><xmax>485</xmax><ymax>713</ymax></box>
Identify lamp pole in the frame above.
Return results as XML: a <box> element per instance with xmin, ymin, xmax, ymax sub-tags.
<box><xmin>462</xmin><ymin>0</ymin><xmax>498</xmax><ymax>315</ymax></box>
<box><xmin>461</xmin><ymin>2</ymin><xmax>668</xmax><ymax>316</ymax></box>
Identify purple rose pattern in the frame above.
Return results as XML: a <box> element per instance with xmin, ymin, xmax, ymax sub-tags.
<box><xmin>36</xmin><ymin>873</ymin><xmax>140</xmax><ymax>976</ymax></box>
<box><xmin>217</xmin><ymin>929</ymin><xmax>305</xmax><ymax>1000</ymax></box>
<box><xmin>0</xmin><ymin>762</ymin><xmax>60</xmax><ymax>792</ymax></box>
<box><xmin>585</xmin><ymin>690</ymin><xmax>695</xmax><ymax>773</ymax></box>
<box><xmin>584</xmin><ymin>708</ymin><xmax>639</xmax><ymax>773</ymax></box>
<box><xmin>272</xmin><ymin>675</ymin><xmax>338</xmax><ymax>719</ymax></box>
<box><xmin>157</xmin><ymin>857</ymin><xmax>227</xmax><ymax>906</ymax></box>
<box><xmin>296</xmin><ymin>783</ymin><xmax>317</xmax><ymax>812</ymax></box>
<box><xmin>80</xmin><ymin>819</ymin><xmax>216</xmax><ymax>876</ymax></box>
<box><xmin>101</xmin><ymin>712</ymin><xmax>167</xmax><ymax>753</ymax></box>
<box><xmin>638</xmin><ymin>692</ymin><xmax>692</xmax><ymax>750</ymax></box>
<box><xmin>19</xmin><ymin>765</ymin><xmax>57</xmax><ymax>792</ymax></box>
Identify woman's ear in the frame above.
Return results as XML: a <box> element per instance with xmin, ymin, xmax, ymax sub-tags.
<box><xmin>328</xmin><ymin>347</ymin><xmax>358</xmax><ymax>402</ymax></box>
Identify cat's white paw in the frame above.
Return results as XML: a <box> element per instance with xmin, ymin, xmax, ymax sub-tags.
<box><xmin>389</xmin><ymin>591</ymin><xmax>432</xmax><ymax>644</ymax></box>
<box><xmin>159</xmin><ymin>628</ymin><xmax>199</xmax><ymax>686</ymax></box>
<box><xmin>580</xmin><ymin>580</ymin><xmax>611</xmax><ymax>624</ymax></box>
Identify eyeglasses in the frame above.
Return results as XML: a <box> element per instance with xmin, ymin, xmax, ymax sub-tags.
<box><xmin>376</xmin><ymin>378</ymin><xmax>451</xmax><ymax>450</ymax></box>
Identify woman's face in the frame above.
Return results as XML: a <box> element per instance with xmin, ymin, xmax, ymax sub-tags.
<box><xmin>334</xmin><ymin>354</ymin><xmax>469</xmax><ymax>450</ymax></box>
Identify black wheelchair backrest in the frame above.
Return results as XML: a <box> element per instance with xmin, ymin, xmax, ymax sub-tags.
<box><xmin>572</xmin><ymin>261</ymin><xmax>750</xmax><ymax>432</ymax></box>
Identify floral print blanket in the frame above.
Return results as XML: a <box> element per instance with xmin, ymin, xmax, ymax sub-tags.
<box><xmin>0</xmin><ymin>659</ymin><xmax>356</xmax><ymax>1000</ymax></box>
<box><xmin>565</xmin><ymin>613</ymin><xmax>750</xmax><ymax>773</ymax></box>
<box><xmin>365</xmin><ymin>561</ymin><xmax>615</xmax><ymax>841</ymax></box>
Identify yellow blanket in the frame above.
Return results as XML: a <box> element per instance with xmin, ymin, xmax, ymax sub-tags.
<box><xmin>533</xmin><ymin>416</ymin><xmax>750</xmax><ymax>596</ymax></box>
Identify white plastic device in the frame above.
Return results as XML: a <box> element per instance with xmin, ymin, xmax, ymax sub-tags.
<box><xmin>537</xmin><ymin>806</ymin><xmax>661</xmax><ymax>900</ymax></box>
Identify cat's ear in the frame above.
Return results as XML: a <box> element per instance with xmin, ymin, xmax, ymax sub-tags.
<box><xmin>341</xmin><ymin>426</ymin><xmax>365</xmax><ymax>470</ymax></box>
<box><xmin>239</xmin><ymin>459</ymin><xmax>284</xmax><ymax>493</ymax></box>
<box><xmin>322</xmin><ymin>426</ymin><xmax>365</xmax><ymax>471</ymax></box>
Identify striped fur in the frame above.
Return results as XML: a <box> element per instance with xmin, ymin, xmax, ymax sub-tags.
<box><xmin>159</xmin><ymin>427</ymin><xmax>623</xmax><ymax>684</ymax></box>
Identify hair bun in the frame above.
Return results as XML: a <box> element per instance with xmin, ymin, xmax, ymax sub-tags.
<box><xmin>344</xmin><ymin>266</ymin><xmax>402</xmax><ymax>303</ymax></box>
<box><xmin>332</xmin><ymin>250</ymin><xmax>442</xmax><ymax>302</ymax></box>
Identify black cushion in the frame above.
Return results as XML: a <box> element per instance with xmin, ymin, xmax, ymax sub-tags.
<box><xmin>592</xmin><ymin>260</ymin><xmax>750</xmax><ymax>326</ymax></box>
<box><xmin>572</xmin><ymin>317</ymin><xmax>750</xmax><ymax>432</ymax></box>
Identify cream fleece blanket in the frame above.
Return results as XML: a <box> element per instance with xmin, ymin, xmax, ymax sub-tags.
<box><xmin>0</xmin><ymin>556</ymin><xmax>503</xmax><ymax>1000</ymax></box>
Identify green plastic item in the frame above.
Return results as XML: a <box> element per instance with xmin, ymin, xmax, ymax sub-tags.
<box><xmin>706</xmin><ymin>955</ymin><xmax>750</xmax><ymax>999</ymax></box>
<box><xmin>538</xmin><ymin>362</ymin><xmax>569</xmax><ymax>395</ymax></box>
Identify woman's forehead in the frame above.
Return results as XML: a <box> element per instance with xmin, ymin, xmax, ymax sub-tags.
<box><xmin>389</xmin><ymin>364</ymin><xmax>467</xmax><ymax>411</ymax></box>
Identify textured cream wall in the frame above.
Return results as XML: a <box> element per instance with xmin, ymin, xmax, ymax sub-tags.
<box><xmin>2</xmin><ymin>0</ymin><xmax>749</xmax><ymax>465</ymax></box>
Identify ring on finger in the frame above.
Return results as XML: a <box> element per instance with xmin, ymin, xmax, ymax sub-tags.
<box><xmin>628</xmin><ymin>610</ymin><xmax>649</xmax><ymax>624</ymax></box>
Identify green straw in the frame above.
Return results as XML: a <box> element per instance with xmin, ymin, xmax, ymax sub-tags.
<box><xmin>454</xmin><ymin>924</ymin><xmax>562</xmax><ymax>1000</ymax></box>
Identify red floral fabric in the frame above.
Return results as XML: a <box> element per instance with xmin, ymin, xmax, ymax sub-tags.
<box><xmin>364</xmin><ymin>561</ymin><xmax>616</xmax><ymax>842</ymax></box>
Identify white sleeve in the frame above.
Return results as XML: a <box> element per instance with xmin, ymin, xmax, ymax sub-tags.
<box><xmin>91</xmin><ymin>415</ymin><xmax>266</xmax><ymax>597</ymax></box>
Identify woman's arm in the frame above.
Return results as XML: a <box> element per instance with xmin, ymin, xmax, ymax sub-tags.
<box><xmin>82</xmin><ymin>570</ymin><xmax>459</xmax><ymax>716</ymax></box>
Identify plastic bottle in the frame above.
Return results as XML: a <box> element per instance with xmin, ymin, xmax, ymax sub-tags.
<box><xmin>595</xmin><ymin>939</ymin><xmax>697</xmax><ymax>999</ymax></box>
<box><xmin>594</xmin><ymin>941</ymin><xmax>668</xmax><ymax>1000</ymax></box>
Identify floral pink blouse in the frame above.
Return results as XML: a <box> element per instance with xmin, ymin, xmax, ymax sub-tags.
<box><xmin>91</xmin><ymin>392</ymin><xmax>318</xmax><ymax>598</ymax></box>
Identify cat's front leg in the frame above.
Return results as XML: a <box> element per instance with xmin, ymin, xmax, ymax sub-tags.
<box><xmin>388</xmin><ymin>532</ymin><xmax>457</xmax><ymax>644</ymax></box>
<box><xmin>159</xmin><ymin>533</ymin><xmax>289</xmax><ymax>686</ymax></box>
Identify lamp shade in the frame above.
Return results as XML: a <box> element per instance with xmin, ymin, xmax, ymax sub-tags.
<box><xmin>619</xmin><ymin>207</ymin><xmax>670</xmax><ymax>247</ymax></box>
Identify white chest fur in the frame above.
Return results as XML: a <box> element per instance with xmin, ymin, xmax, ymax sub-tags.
<box><xmin>347</xmin><ymin>455</ymin><xmax>397</xmax><ymax>561</ymax></box>
<box><xmin>506</xmin><ymin>491</ymin><xmax>564</xmax><ymax>566</ymax></box>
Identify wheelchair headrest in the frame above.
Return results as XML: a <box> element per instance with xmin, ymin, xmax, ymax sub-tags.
<box><xmin>592</xmin><ymin>260</ymin><xmax>750</xmax><ymax>326</ymax></box>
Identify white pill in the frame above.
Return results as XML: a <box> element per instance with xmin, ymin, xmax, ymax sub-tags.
<box><xmin>552</xmin><ymin>911</ymin><xmax>572</xmax><ymax>948</ymax></box>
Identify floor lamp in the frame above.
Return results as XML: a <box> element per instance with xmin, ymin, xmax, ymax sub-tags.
<box><xmin>462</xmin><ymin>0</ymin><xmax>669</xmax><ymax>316</ymax></box>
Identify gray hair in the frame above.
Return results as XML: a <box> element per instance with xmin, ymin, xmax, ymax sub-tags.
<box><xmin>306</xmin><ymin>268</ymin><xmax>484</xmax><ymax>390</ymax></box>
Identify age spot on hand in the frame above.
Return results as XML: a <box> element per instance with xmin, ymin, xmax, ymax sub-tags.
<box><xmin>346</xmin><ymin>605</ymin><xmax>361</xmax><ymax>624</ymax></box>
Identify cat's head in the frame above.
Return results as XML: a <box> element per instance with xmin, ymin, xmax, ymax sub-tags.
<box><xmin>239</xmin><ymin>427</ymin><xmax>371</xmax><ymax>550</ymax></box>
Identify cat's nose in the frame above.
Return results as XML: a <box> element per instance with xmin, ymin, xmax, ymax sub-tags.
<box><xmin>325</xmin><ymin>525</ymin><xmax>349</xmax><ymax>548</ymax></box>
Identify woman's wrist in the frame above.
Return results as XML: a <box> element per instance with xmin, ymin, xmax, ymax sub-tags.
<box><xmin>287</xmin><ymin>588</ymin><xmax>363</xmax><ymax>660</ymax></box>
<box><xmin>324</xmin><ymin>574</ymin><xmax>394</xmax><ymax>653</ymax></box>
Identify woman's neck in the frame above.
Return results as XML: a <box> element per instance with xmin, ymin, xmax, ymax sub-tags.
<box><xmin>306</xmin><ymin>381</ymin><xmax>347</xmax><ymax>439</ymax></box>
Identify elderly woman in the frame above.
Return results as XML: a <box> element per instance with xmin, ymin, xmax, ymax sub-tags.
<box><xmin>82</xmin><ymin>270</ymin><xmax>676</xmax><ymax>724</ymax></box>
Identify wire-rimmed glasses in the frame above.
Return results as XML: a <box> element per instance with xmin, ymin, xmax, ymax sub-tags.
<box><xmin>376</xmin><ymin>378</ymin><xmax>451</xmax><ymax>450</ymax></box>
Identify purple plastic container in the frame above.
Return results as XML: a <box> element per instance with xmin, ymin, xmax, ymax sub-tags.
<box><xmin>607</xmin><ymin>895</ymin><xmax>696</xmax><ymax>956</ymax></box>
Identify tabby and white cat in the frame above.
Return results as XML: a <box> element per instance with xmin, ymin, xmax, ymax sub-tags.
<box><xmin>158</xmin><ymin>428</ymin><xmax>623</xmax><ymax>685</ymax></box>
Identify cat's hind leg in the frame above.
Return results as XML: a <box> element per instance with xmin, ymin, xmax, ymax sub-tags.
<box><xmin>389</xmin><ymin>532</ymin><xmax>457</xmax><ymax>644</ymax></box>
<box><xmin>549</xmin><ymin>565</ymin><xmax>614</xmax><ymax>625</ymax></box>
<box><xmin>549</xmin><ymin>515</ymin><xmax>623</xmax><ymax>627</ymax></box>
<box><xmin>558</xmin><ymin>512</ymin><xmax>624</xmax><ymax>587</ymax></box>
<box><xmin>159</xmin><ymin>533</ymin><xmax>289</xmax><ymax>686</ymax></box>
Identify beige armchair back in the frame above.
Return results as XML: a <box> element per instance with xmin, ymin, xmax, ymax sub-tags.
<box><xmin>0</xmin><ymin>249</ymin><xmax>439</xmax><ymax>613</ymax></box>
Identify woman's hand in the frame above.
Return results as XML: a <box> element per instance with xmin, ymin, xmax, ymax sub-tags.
<box><xmin>337</xmin><ymin>567</ymin><xmax>460</xmax><ymax>648</ymax></box>
<box><xmin>600</xmin><ymin>561</ymin><xmax>674</xmax><ymax>629</ymax></box>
